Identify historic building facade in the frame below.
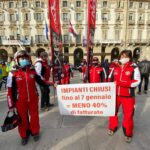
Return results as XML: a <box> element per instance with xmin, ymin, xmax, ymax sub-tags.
<box><xmin>0</xmin><ymin>0</ymin><xmax>150</xmax><ymax>65</ymax></box>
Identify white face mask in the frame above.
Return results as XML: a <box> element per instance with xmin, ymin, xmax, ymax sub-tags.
<box><xmin>119</xmin><ymin>58</ymin><xmax>130</xmax><ymax>64</ymax></box>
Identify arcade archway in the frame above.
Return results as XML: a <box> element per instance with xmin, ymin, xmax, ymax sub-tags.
<box><xmin>111</xmin><ymin>47</ymin><xmax>120</xmax><ymax>62</ymax></box>
<box><xmin>0</xmin><ymin>49</ymin><xmax>8</xmax><ymax>62</ymax></box>
<box><xmin>74</xmin><ymin>48</ymin><xmax>83</xmax><ymax>67</ymax></box>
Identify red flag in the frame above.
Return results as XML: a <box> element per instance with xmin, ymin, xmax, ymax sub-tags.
<box><xmin>48</xmin><ymin>0</ymin><xmax>63</xmax><ymax>83</ymax></box>
<box><xmin>86</xmin><ymin>0</ymin><xmax>97</xmax><ymax>82</ymax></box>
<box><xmin>68</xmin><ymin>20</ymin><xmax>77</xmax><ymax>37</ymax></box>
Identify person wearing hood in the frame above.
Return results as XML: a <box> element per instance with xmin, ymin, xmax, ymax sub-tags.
<box><xmin>107</xmin><ymin>50</ymin><xmax>141</xmax><ymax>143</ymax></box>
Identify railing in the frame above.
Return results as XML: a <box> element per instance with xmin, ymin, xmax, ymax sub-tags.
<box><xmin>127</xmin><ymin>39</ymin><xmax>150</xmax><ymax>44</ymax></box>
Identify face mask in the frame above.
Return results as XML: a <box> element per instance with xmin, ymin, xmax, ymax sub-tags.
<box><xmin>119</xmin><ymin>58</ymin><xmax>130</xmax><ymax>64</ymax></box>
<box><xmin>93</xmin><ymin>62</ymin><xmax>98</xmax><ymax>66</ymax></box>
<box><xmin>19</xmin><ymin>59</ymin><xmax>30</xmax><ymax>67</ymax></box>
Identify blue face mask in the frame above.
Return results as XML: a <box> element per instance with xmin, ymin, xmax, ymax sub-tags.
<box><xmin>19</xmin><ymin>59</ymin><xmax>30</xmax><ymax>67</ymax></box>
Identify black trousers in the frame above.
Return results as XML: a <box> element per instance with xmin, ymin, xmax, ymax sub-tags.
<box><xmin>40</xmin><ymin>84</ymin><xmax>50</xmax><ymax>108</ymax></box>
<box><xmin>138</xmin><ymin>74</ymin><xmax>149</xmax><ymax>92</ymax></box>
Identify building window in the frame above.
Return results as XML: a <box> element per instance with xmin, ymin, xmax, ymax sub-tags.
<box><xmin>9</xmin><ymin>14</ymin><xmax>16</xmax><ymax>21</ymax></box>
<box><xmin>76</xmin><ymin>34</ymin><xmax>81</xmax><ymax>44</ymax></box>
<box><xmin>9</xmin><ymin>2</ymin><xmax>14</xmax><ymax>8</ymax></box>
<box><xmin>138</xmin><ymin>30</ymin><xmax>142</xmax><ymax>40</ymax></box>
<box><xmin>138</xmin><ymin>13</ymin><xmax>144</xmax><ymax>21</ymax></box>
<box><xmin>102</xmin><ymin>1</ymin><xmax>108</xmax><ymax>8</ymax></box>
<box><xmin>22</xmin><ymin>1</ymin><xmax>27</xmax><ymax>7</ymax></box>
<box><xmin>148</xmin><ymin>3</ymin><xmax>150</xmax><ymax>9</ymax></box>
<box><xmin>76</xmin><ymin>13</ymin><xmax>82</xmax><ymax>21</ymax></box>
<box><xmin>102</xmin><ymin>13</ymin><xmax>109</xmax><ymax>21</ymax></box>
<box><xmin>35</xmin><ymin>35</ymin><xmax>44</xmax><ymax>43</ymax></box>
<box><xmin>36</xmin><ymin>1</ymin><xmax>41</xmax><ymax>7</ymax></box>
<box><xmin>117</xmin><ymin>1</ymin><xmax>120</xmax><ymax>8</ymax></box>
<box><xmin>129</xmin><ymin>13</ymin><xmax>134</xmax><ymax>21</ymax></box>
<box><xmin>96</xmin><ymin>13</ymin><xmax>98</xmax><ymax>20</ymax></box>
<box><xmin>62</xmin><ymin>1</ymin><xmax>67</xmax><ymax>7</ymax></box>
<box><xmin>41</xmin><ymin>2</ymin><xmax>45</xmax><ymax>8</ymax></box>
<box><xmin>129</xmin><ymin>2</ymin><xmax>133</xmax><ymax>8</ymax></box>
<box><xmin>102</xmin><ymin>30</ymin><xmax>107</xmax><ymax>40</ymax></box>
<box><xmin>10</xmin><ymin>35</ymin><xmax>15</xmax><ymax>40</ymax></box>
<box><xmin>148</xmin><ymin>13</ymin><xmax>150</xmax><ymax>21</ymax></box>
<box><xmin>76</xmin><ymin>1</ymin><xmax>81</xmax><ymax>7</ymax></box>
<box><xmin>128</xmin><ymin>29</ymin><xmax>133</xmax><ymax>40</ymax></box>
<box><xmin>147</xmin><ymin>30</ymin><xmax>150</xmax><ymax>40</ymax></box>
<box><xmin>0</xmin><ymin>2</ymin><xmax>3</xmax><ymax>8</ymax></box>
<box><xmin>63</xmin><ymin>34</ymin><xmax>69</xmax><ymax>44</ymax></box>
<box><xmin>139</xmin><ymin>2</ymin><xmax>143</xmax><ymax>9</ymax></box>
<box><xmin>24</xmin><ymin>13</ymin><xmax>30</xmax><ymax>21</ymax></box>
<box><xmin>35</xmin><ymin>13</ymin><xmax>43</xmax><ymax>21</ymax></box>
<box><xmin>62</xmin><ymin>13</ymin><xmax>69</xmax><ymax>21</ymax></box>
<box><xmin>116</xmin><ymin>13</ymin><xmax>121</xmax><ymax>21</ymax></box>
<box><xmin>0</xmin><ymin>14</ymin><xmax>4</xmax><ymax>22</ymax></box>
<box><xmin>115</xmin><ymin>30</ymin><xmax>120</xmax><ymax>40</ymax></box>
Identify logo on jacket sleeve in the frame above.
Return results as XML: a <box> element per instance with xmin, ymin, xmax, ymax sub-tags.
<box><xmin>125</xmin><ymin>71</ymin><xmax>131</xmax><ymax>76</ymax></box>
<box><xmin>30</xmin><ymin>74</ymin><xmax>34</xmax><ymax>78</ymax></box>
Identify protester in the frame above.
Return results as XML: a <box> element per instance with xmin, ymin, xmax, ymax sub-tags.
<box><xmin>0</xmin><ymin>61</ymin><xmax>8</xmax><ymax>90</ymax></box>
<box><xmin>88</xmin><ymin>57</ymin><xmax>107</xmax><ymax>83</ymax></box>
<box><xmin>61</xmin><ymin>60</ymin><xmax>73</xmax><ymax>84</ymax></box>
<box><xmin>108</xmin><ymin>50</ymin><xmax>141</xmax><ymax>143</ymax></box>
<box><xmin>101</xmin><ymin>59</ymin><xmax>110</xmax><ymax>77</ymax></box>
<box><xmin>6</xmin><ymin>50</ymin><xmax>54</xmax><ymax>145</ymax></box>
<box><xmin>76</xmin><ymin>59</ymin><xmax>87</xmax><ymax>82</ymax></box>
<box><xmin>108</xmin><ymin>59</ymin><xmax>119</xmax><ymax>74</ymax></box>
<box><xmin>6</xmin><ymin>56</ymin><xmax>16</xmax><ymax>72</ymax></box>
<box><xmin>137</xmin><ymin>57</ymin><xmax>150</xmax><ymax>94</ymax></box>
<box><xmin>34</xmin><ymin>51</ymin><xmax>54</xmax><ymax>111</ymax></box>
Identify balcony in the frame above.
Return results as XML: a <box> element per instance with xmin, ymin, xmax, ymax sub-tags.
<box><xmin>0</xmin><ymin>21</ymin><xmax>4</xmax><ymax>26</ymax></box>
<box><xmin>128</xmin><ymin>20</ymin><xmax>135</xmax><ymax>25</ymax></box>
<box><xmin>127</xmin><ymin>39</ymin><xmax>150</xmax><ymax>45</ymax></box>
<box><xmin>23</xmin><ymin>21</ymin><xmax>30</xmax><ymax>26</ymax></box>
<box><xmin>9</xmin><ymin>21</ymin><xmax>17</xmax><ymax>27</ymax></box>
<box><xmin>115</xmin><ymin>20</ymin><xmax>122</xmax><ymax>25</ymax></box>
<box><xmin>146</xmin><ymin>20</ymin><xmax>150</xmax><ymax>25</ymax></box>
<box><xmin>137</xmin><ymin>20</ymin><xmax>144</xmax><ymax>25</ymax></box>
<box><xmin>102</xmin><ymin>20</ymin><xmax>108</xmax><ymax>25</ymax></box>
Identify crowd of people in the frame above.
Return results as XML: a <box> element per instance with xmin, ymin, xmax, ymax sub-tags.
<box><xmin>1</xmin><ymin>49</ymin><xmax>150</xmax><ymax>145</ymax></box>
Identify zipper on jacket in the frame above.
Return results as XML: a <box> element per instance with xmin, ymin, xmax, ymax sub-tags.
<box><xmin>118</xmin><ymin>68</ymin><xmax>123</xmax><ymax>96</ymax></box>
<box><xmin>25</xmin><ymin>72</ymin><xmax>30</xmax><ymax>102</ymax></box>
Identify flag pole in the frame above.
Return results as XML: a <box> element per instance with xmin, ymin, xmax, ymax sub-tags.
<box><xmin>47</xmin><ymin>0</ymin><xmax>56</xmax><ymax>104</ymax></box>
<box><xmin>86</xmin><ymin>0</ymin><xmax>90</xmax><ymax>83</ymax></box>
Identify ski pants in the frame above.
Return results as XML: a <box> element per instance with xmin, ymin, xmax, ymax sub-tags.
<box><xmin>109</xmin><ymin>96</ymin><xmax>135</xmax><ymax>137</ymax></box>
<box><xmin>16</xmin><ymin>97</ymin><xmax>40</xmax><ymax>138</ymax></box>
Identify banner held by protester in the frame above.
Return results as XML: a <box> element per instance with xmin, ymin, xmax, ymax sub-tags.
<box><xmin>57</xmin><ymin>82</ymin><xmax>116</xmax><ymax>116</ymax></box>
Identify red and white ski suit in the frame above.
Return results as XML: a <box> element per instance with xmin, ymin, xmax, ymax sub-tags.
<box><xmin>61</xmin><ymin>64</ymin><xmax>73</xmax><ymax>84</ymax></box>
<box><xmin>89</xmin><ymin>65</ymin><xmax>106</xmax><ymax>83</ymax></box>
<box><xmin>7</xmin><ymin>67</ymin><xmax>47</xmax><ymax>138</ymax></box>
<box><xmin>108</xmin><ymin>62</ymin><xmax>141</xmax><ymax>137</ymax></box>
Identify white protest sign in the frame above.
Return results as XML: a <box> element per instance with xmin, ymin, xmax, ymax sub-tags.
<box><xmin>57</xmin><ymin>82</ymin><xmax>116</xmax><ymax>116</ymax></box>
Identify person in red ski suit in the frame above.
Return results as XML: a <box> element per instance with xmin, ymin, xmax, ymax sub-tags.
<box><xmin>107</xmin><ymin>50</ymin><xmax>141</xmax><ymax>143</ymax></box>
<box><xmin>35</xmin><ymin>51</ymin><xmax>54</xmax><ymax>111</ymax></box>
<box><xmin>88</xmin><ymin>57</ymin><xmax>107</xmax><ymax>83</ymax></box>
<box><xmin>61</xmin><ymin>60</ymin><xmax>73</xmax><ymax>84</ymax></box>
<box><xmin>7</xmin><ymin>50</ymin><xmax>53</xmax><ymax>145</ymax></box>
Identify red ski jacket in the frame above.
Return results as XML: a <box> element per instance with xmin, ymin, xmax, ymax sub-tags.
<box><xmin>108</xmin><ymin>62</ymin><xmax>141</xmax><ymax>97</ymax></box>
